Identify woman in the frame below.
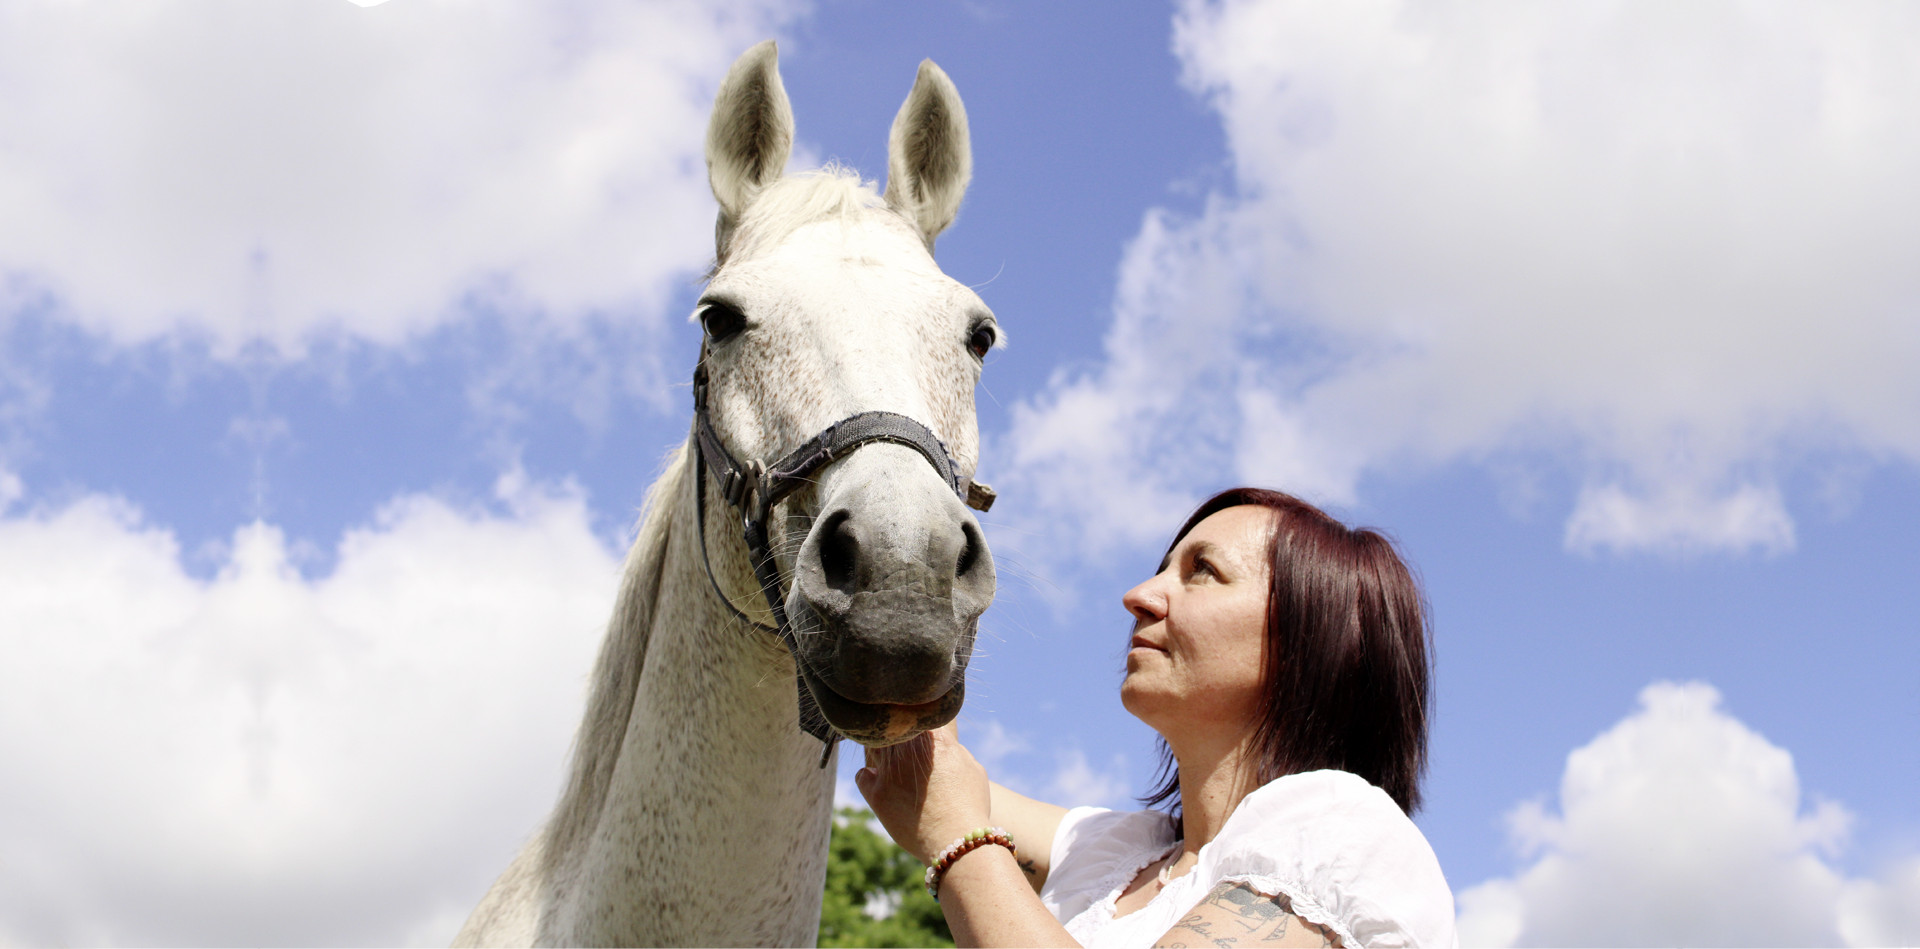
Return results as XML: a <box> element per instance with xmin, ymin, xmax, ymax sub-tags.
<box><xmin>858</xmin><ymin>488</ymin><xmax>1456</xmax><ymax>947</ymax></box>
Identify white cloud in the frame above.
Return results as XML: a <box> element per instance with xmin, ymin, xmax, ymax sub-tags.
<box><xmin>952</xmin><ymin>718</ymin><xmax>1129</xmax><ymax>811</ymax></box>
<box><xmin>1563</xmin><ymin>482</ymin><xmax>1795</xmax><ymax>557</ymax></box>
<box><xmin>965</xmin><ymin>716</ymin><xmax>1033</xmax><ymax>769</ymax></box>
<box><xmin>1003</xmin><ymin>0</ymin><xmax>1920</xmax><ymax>559</ymax></box>
<box><xmin>0</xmin><ymin>471</ymin><xmax>622</xmax><ymax>945</ymax></box>
<box><xmin>1001</xmin><ymin>207</ymin><xmax>1311</xmax><ymax>563</ymax></box>
<box><xmin>1045</xmin><ymin>749</ymin><xmax>1131</xmax><ymax>810</ymax></box>
<box><xmin>1839</xmin><ymin>856</ymin><xmax>1920</xmax><ymax>947</ymax></box>
<box><xmin>0</xmin><ymin>0</ymin><xmax>800</xmax><ymax>355</ymax></box>
<box><xmin>1454</xmin><ymin>682</ymin><xmax>1920</xmax><ymax>947</ymax></box>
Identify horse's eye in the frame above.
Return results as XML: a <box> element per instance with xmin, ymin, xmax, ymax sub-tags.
<box><xmin>967</xmin><ymin>324</ymin><xmax>996</xmax><ymax>359</ymax></box>
<box><xmin>699</xmin><ymin>301</ymin><xmax>747</xmax><ymax>341</ymax></box>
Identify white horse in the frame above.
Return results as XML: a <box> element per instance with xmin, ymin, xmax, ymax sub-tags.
<box><xmin>455</xmin><ymin>41</ymin><xmax>998</xmax><ymax>947</ymax></box>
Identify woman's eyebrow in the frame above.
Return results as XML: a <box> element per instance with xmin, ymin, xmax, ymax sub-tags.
<box><xmin>1182</xmin><ymin>539</ymin><xmax>1223</xmax><ymax>566</ymax></box>
<box><xmin>1158</xmin><ymin>538</ymin><xmax>1221</xmax><ymax>575</ymax></box>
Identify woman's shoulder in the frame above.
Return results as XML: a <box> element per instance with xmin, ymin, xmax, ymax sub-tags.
<box><xmin>1203</xmin><ymin>770</ymin><xmax>1457</xmax><ymax>948</ymax></box>
<box><xmin>1055</xmin><ymin>804</ymin><xmax>1175</xmax><ymax>851</ymax></box>
<box><xmin>1228</xmin><ymin>769</ymin><xmax>1412</xmax><ymax>836</ymax></box>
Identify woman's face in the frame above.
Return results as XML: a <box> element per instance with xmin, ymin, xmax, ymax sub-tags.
<box><xmin>1119</xmin><ymin>505</ymin><xmax>1275</xmax><ymax>737</ymax></box>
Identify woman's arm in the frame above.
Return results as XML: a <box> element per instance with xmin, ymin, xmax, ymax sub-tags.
<box><xmin>988</xmin><ymin>780</ymin><xmax>1068</xmax><ymax>893</ymax></box>
<box><xmin>857</xmin><ymin>723</ymin><xmax>1079</xmax><ymax>948</ymax></box>
<box><xmin>935</xmin><ymin>838</ymin><xmax>1079</xmax><ymax>947</ymax></box>
<box><xmin>1154</xmin><ymin>882</ymin><xmax>1341</xmax><ymax>948</ymax></box>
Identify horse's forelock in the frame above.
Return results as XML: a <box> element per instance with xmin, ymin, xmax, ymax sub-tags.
<box><xmin>719</xmin><ymin>167</ymin><xmax>894</xmax><ymax>265</ymax></box>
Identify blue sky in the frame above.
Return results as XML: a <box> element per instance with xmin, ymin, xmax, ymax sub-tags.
<box><xmin>1</xmin><ymin>1</ymin><xmax>1918</xmax><ymax>945</ymax></box>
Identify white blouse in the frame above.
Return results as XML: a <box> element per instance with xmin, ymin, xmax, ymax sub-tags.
<box><xmin>1037</xmin><ymin>770</ymin><xmax>1457</xmax><ymax>948</ymax></box>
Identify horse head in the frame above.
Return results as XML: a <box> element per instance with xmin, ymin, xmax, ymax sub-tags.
<box><xmin>697</xmin><ymin>41</ymin><xmax>996</xmax><ymax>748</ymax></box>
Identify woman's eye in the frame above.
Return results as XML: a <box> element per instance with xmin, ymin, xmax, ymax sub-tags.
<box><xmin>700</xmin><ymin>301</ymin><xmax>747</xmax><ymax>341</ymax></box>
<box><xmin>967</xmin><ymin>324</ymin><xmax>996</xmax><ymax>359</ymax></box>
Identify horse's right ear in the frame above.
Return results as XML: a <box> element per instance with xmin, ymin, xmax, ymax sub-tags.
<box><xmin>706</xmin><ymin>40</ymin><xmax>794</xmax><ymax>257</ymax></box>
<box><xmin>884</xmin><ymin>59</ymin><xmax>971</xmax><ymax>253</ymax></box>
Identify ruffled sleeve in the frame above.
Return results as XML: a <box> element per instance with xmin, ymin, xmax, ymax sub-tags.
<box><xmin>1198</xmin><ymin>770</ymin><xmax>1458</xmax><ymax>948</ymax></box>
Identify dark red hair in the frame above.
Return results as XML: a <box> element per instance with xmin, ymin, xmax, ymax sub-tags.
<box><xmin>1141</xmin><ymin>488</ymin><xmax>1432</xmax><ymax>816</ymax></box>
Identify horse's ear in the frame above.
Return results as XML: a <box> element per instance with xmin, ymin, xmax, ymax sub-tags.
<box><xmin>706</xmin><ymin>40</ymin><xmax>794</xmax><ymax>257</ymax></box>
<box><xmin>884</xmin><ymin>59</ymin><xmax>971</xmax><ymax>252</ymax></box>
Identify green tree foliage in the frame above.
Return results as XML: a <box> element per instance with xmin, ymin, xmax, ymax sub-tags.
<box><xmin>819</xmin><ymin>807</ymin><xmax>954</xmax><ymax>948</ymax></box>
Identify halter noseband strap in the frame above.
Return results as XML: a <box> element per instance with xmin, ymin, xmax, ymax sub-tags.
<box><xmin>690</xmin><ymin>360</ymin><xmax>995</xmax><ymax>764</ymax></box>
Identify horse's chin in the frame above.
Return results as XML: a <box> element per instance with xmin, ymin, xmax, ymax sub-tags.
<box><xmin>797</xmin><ymin>663</ymin><xmax>965</xmax><ymax>747</ymax></box>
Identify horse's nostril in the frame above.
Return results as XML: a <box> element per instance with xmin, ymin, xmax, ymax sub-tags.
<box><xmin>956</xmin><ymin>521</ymin><xmax>982</xmax><ymax>579</ymax></box>
<box><xmin>819</xmin><ymin>510</ymin><xmax>858</xmax><ymax>593</ymax></box>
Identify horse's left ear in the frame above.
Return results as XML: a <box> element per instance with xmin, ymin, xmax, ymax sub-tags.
<box><xmin>884</xmin><ymin>59</ymin><xmax>972</xmax><ymax>252</ymax></box>
<box><xmin>707</xmin><ymin>40</ymin><xmax>795</xmax><ymax>258</ymax></box>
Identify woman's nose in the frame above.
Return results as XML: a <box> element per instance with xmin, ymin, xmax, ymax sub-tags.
<box><xmin>1122</xmin><ymin>575</ymin><xmax>1166</xmax><ymax>623</ymax></box>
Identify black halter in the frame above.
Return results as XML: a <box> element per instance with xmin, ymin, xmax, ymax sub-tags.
<box><xmin>691</xmin><ymin>359</ymin><xmax>996</xmax><ymax>765</ymax></box>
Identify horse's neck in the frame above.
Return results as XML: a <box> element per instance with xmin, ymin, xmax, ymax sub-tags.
<box><xmin>540</xmin><ymin>440</ymin><xmax>836</xmax><ymax>945</ymax></box>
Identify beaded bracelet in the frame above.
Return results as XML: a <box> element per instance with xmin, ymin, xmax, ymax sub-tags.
<box><xmin>923</xmin><ymin>827</ymin><xmax>1017</xmax><ymax>898</ymax></box>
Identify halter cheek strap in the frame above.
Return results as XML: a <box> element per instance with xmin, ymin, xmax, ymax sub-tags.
<box><xmin>690</xmin><ymin>359</ymin><xmax>996</xmax><ymax>765</ymax></box>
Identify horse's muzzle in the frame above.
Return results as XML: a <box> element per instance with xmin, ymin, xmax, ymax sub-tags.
<box><xmin>795</xmin><ymin>662</ymin><xmax>967</xmax><ymax>747</ymax></box>
<box><xmin>786</xmin><ymin>444</ymin><xmax>993</xmax><ymax>745</ymax></box>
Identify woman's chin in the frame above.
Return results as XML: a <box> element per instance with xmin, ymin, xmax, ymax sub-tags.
<box><xmin>1118</xmin><ymin>679</ymin><xmax>1168</xmax><ymax>724</ymax></box>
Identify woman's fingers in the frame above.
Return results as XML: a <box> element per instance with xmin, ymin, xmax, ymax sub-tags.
<box><xmin>863</xmin><ymin>732</ymin><xmax>940</xmax><ymax>814</ymax></box>
<box><xmin>853</xmin><ymin>725</ymin><xmax>997</xmax><ymax>864</ymax></box>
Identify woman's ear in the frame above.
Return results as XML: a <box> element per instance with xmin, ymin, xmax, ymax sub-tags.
<box><xmin>883</xmin><ymin>59</ymin><xmax>971</xmax><ymax>253</ymax></box>
<box><xmin>706</xmin><ymin>40</ymin><xmax>794</xmax><ymax>257</ymax></box>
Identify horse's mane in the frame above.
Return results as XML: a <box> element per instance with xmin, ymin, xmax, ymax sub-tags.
<box><xmin>542</xmin><ymin>442</ymin><xmax>688</xmax><ymax>872</ymax></box>
<box><xmin>720</xmin><ymin>166</ymin><xmax>896</xmax><ymax>265</ymax></box>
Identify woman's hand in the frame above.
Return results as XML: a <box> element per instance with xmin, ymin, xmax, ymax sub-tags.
<box><xmin>861</xmin><ymin>723</ymin><xmax>1083</xmax><ymax>948</ymax></box>
<box><xmin>856</xmin><ymin>721</ymin><xmax>992</xmax><ymax>864</ymax></box>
